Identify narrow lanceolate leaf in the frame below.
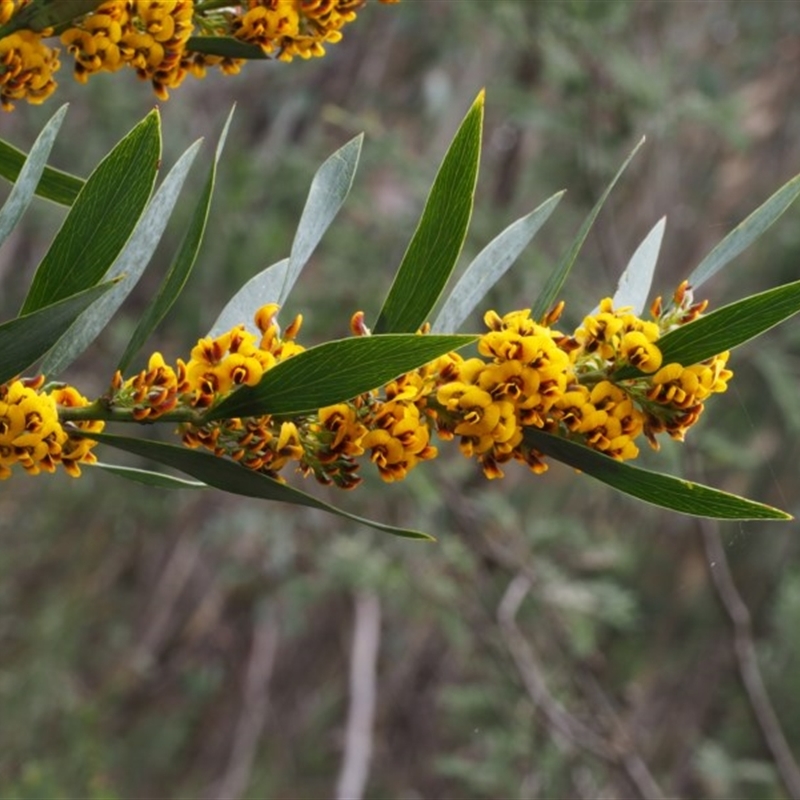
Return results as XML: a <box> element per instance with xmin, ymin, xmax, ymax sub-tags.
<box><xmin>0</xmin><ymin>105</ymin><xmax>67</xmax><ymax>249</ymax></box>
<box><xmin>185</xmin><ymin>36</ymin><xmax>268</xmax><ymax>60</ymax></box>
<box><xmin>0</xmin><ymin>281</ymin><xmax>116</xmax><ymax>384</ymax></box>
<box><xmin>0</xmin><ymin>136</ymin><xmax>83</xmax><ymax>206</ymax></box>
<box><xmin>20</xmin><ymin>111</ymin><xmax>160</xmax><ymax>315</ymax></box>
<box><xmin>689</xmin><ymin>172</ymin><xmax>800</xmax><ymax>291</ymax></box>
<box><xmin>208</xmin><ymin>258</ymin><xmax>289</xmax><ymax>338</ymax></box>
<box><xmin>611</xmin><ymin>216</ymin><xmax>665</xmax><ymax>315</ymax></box>
<box><xmin>90</xmin><ymin>462</ymin><xmax>206</xmax><ymax>490</ymax></box>
<box><xmin>119</xmin><ymin>108</ymin><xmax>236</xmax><ymax>373</ymax></box>
<box><xmin>657</xmin><ymin>279</ymin><xmax>800</xmax><ymax>367</ymax></box>
<box><xmin>205</xmin><ymin>333</ymin><xmax>476</xmax><ymax>421</ymax></box>
<box><xmin>0</xmin><ymin>0</ymin><xmax>104</xmax><ymax>36</ymax></box>
<box><xmin>278</xmin><ymin>134</ymin><xmax>363</xmax><ymax>308</ymax></box>
<box><xmin>531</xmin><ymin>136</ymin><xmax>645</xmax><ymax>321</ymax></box>
<box><xmin>432</xmin><ymin>191</ymin><xmax>565</xmax><ymax>334</ymax></box>
<box><xmin>42</xmin><ymin>139</ymin><xmax>202</xmax><ymax>376</ymax></box>
<box><xmin>88</xmin><ymin>432</ymin><xmax>434</xmax><ymax>540</ymax></box>
<box><xmin>375</xmin><ymin>91</ymin><xmax>484</xmax><ymax>334</ymax></box>
<box><xmin>525</xmin><ymin>429</ymin><xmax>790</xmax><ymax>520</ymax></box>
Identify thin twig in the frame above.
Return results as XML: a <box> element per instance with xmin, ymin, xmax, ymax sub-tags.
<box><xmin>209</xmin><ymin>608</ymin><xmax>280</xmax><ymax>800</ymax></box>
<box><xmin>336</xmin><ymin>591</ymin><xmax>382</xmax><ymax>800</ymax></box>
<box><xmin>498</xmin><ymin>574</ymin><xmax>665</xmax><ymax>800</ymax></box>
<box><xmin>699</xmin><ymin>518</ymin><xmax>800</xmax><ymax>800</ymax></box>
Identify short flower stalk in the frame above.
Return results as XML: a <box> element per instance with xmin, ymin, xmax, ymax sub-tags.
<box><xmin>0</xmin><ymin>284</ymin><xmax>733</xmax><ymax>487</ymax></box>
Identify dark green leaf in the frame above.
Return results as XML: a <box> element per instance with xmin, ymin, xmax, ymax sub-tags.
<box><xmin>374</xmin><ymin>91</ymin><xmax>484</xmax><ymax>334</ymax></box>
<box><xmin>0</xmin><ymin>281</ymin><xmax>116</xmax><ymax>384</ymax></box>
<box><xmin>689</xmin><ymin>172</ymin><xmax>800</xmax><ymax>291</ymax></box>
<box><xmin>0</xmin><ymin>105</ymin><xmax>67</xmax><ymax>249</ymax></box>
<box><xmin>525</xmin><ymin>429</ymin><xmax>790</xmax><ymax>520</ymax></box>
<box><xmin>531</xmin><ymin>137</ymin><xmax>645</xmax><ymax>320</ymax></box>
<box><xmin>89</xmin><ymin>432</ymin><xmax>433</xmax><ymax>540</ymax></box>
<box><xmin>20</xmin><ymin>111</ymin><xmax>161</xmax><ymax>315</ymax></box>
<box><xmin>0</xmin><ymin>136</ymin><xmax>83</xmax><ymax>206</ymax></box>
<box><xmin>119</xmin><ymin>108</ymin><xmax>235</xmax><ymax>373</ymax></box>
<box><xmin>616</xmin><ymin>279</ymin><xmax>800</xmax><ymax>380</ymax></box>
<box><xmin>204</xmin><ymin>333</ymin><xmax>475</xmax><ymax>421</ymax></box>
<box><xmin>42</xmin><ymin>139</ymin><xmax>202</xmax><ymax>376</ymax></box>
<box><xmin>185</xmin><ymin>35</ymin><xmax>268</xmax><ymax>60</ymax></box>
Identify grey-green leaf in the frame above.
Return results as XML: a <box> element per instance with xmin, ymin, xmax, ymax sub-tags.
<box><xmin>277</xmin><ymin>134</ymin><xmax>363</xmax><ymax>309</ymax></box>
<box><xmin>20</xmin><ymin>111</ymin><xmax>161</xmax><ymax>315</ymax></box>
<box><xmin>525</xmin><ymin>429</ymin><xmax>790</xmax><ymax>520</ymax></box>
<box><xmin>611</xmin><ymin>216</ymin><xmax>665</xmax><ymax>315</ymax></box>
<box><xmin>89</xmin><ymin>432</ymin><xmax>434</xmax><ymax>540</ymax></box>
<box><xmin>531</xmin><ymin>136</ymin><xmax>645</xmax><ymax>320</ymax></box>
<box><xmin>0</xmin><ymin>281</ymin><xmax>116</xmax><ymax>384</ymax></box>
<box><xmin>688</xmin><ymin>172</ymin><xmax>800</xmax><ymax>291</ymax></box>
<box><xmin>41</xmin><ymin>139</ymin><xmax>202</xmax><ymax>376</ymax></box>
<box><xmin>119</xmin><ymin>108</ymin><xmax>235</xmax><ymax>373</ymax></box>
<box><xmin>432</xmin><ymin>191</ymin><xmax>565</xmax><ymax>334</ymax></box>
<box><xmin>208</xmin><ymin>258</ymin><xmax>289</xmax><ymax>338</ymax></box>
<box><xmin>90</xmin><ymin>462</ymin><xmax>206</xmax><ymax>490</ymax></box>
<box><xmin>374</xmin><ymin>91</ymin><xmax>484</xmax><ymax>334</ymax></box>
<box><xmin>0</xmin><ymin>105</ymin><xmax>67</xmax><ymax>249</ymax></box>
<box><xmin>204</xmin><ymin>333</ymin><xmax>475</xmax><ymax>421</ymax></box>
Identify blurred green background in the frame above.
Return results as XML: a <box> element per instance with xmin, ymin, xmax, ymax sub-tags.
<box><xmin>2</xmin><ymin>1</ymin><xmax>800</xmax><ymax>797</ymax></box>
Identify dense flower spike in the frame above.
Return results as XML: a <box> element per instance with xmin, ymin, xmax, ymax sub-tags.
<box><xmin>0</xmin><ymin>0</ymin><xmax>401</xmax><ymax>107</ymax></box>
<box><xmin>0</xmin><ymin>378</ymin><xmax>103</xmax><ymax>478</ymax></box>
<box><xmin>3</xmin><ymin>290</ymin><xmax>731</xmax><ymax>487</ymax></box>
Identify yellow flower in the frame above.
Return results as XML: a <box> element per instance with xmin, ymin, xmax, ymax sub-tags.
<box><xmin>0</xmin><ymin>30</ymin><xmax>60</xmax><ymax>111</ymax></box>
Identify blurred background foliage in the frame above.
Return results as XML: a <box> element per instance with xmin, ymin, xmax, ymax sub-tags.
<box><xmin>2</xmin><ymin>1</ymin><xmax>800</xmax><ymax>797</ymax></box>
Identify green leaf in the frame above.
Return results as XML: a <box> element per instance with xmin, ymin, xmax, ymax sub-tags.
<box><xmin>42</xmin><ymin>139</ymin><xmax>202</xmax><ymax>376</ymax></box>
<box><xmin>0</xmin><ymin>0</ymin><xmax>104</xmax><ymax>36</ymax></box>
<box><xmin>0</xmin><ymin>281</ymin><xmax>116</xmax><ymax>384</ymax></box>
<box><xmin>656</xmin><ymin>279</ymin><xmax>800</xmax><ymax>367</ymax></box>
<box><xmin>185</xmin><ymin>36</ymin><xmax>268</xmax><ymax>60</ymax></box>
<box><xmin>0</xmin><ymin>136</ymin><xmax>83</xmax><ymax>206</ymax></box>
<box><xmin>524</xmin><ymin>429</ymin><xmax>790</xmax><ymax>520</ymax></box>
<box><xmin>688</xmin><ymin>172</ymin><xmax>800</xmax><ymax>291</ymax></box>
<box><xmin>20</xmin><ymin>111</ymin><xmax>161</xmax><ymax>316</ymax></box>
<box><xmin>374</xmin><ymin>91</ymin><xmax>484</xmax><ymax>334</ymax></box>
<box><xmin>531</xmin><ymin>136</ymin><xmax>645</xmax><ymax>321</ymax></box>
<box><xmin>0</xmin><ymin>105</ymin><xmax>67</xmax><ymax>249</ymax></box>
<box><xmin>277</xmin><ymin>134</ymin><xmax>363</xmax><ymax>309</ymax></box>
<box><xmin>611</xmin><ymin>216</ymin><xmax>665</xmax><ymax>315</ymax></box>
<box><xmin>432</xmin><ymin>191</ymin><xmax>564</xmax><ymax>334</ymax></box>
<box><xmin>204</xmin><ymin>333</ymin><xmax>475</xmax><ymax>421</ymax></box>
<box><xmin>88</xmin><ymin>432</ymin><xmax>434</xmax><ymax>540</ymax></box>
<box><xmin>118</xmin><ymin>108</ymin><xmax>235</xmax><ymax>373</ymax></box>
<box><xmin>90</xmin><ymin>462</ymin><xmax>206</xmax><ymax>490</ymax></box>
<box><xmin>209</xmin><ymin>258</ymin><xmax>288</xmax><ymax>338</ymax></box>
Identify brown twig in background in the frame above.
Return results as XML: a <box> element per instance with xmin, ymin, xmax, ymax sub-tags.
<box><xmin>208</xmin><ymin>607</ymin><xmax>280</xmax><ymax>800</ymax></box>
<box><xmin>699</xmin><ymin>518</ymin><xmax>800</xmax><ymax>800</ymax></box>
<box><xmin>497</xmin><ymin>573</ymin><xmax>665</xmax><ymax>800</ymax></box>
<box><xmin>336</xmin><ymin>591</ymin><xmax>382</xmax><ymax>800</ymax></box>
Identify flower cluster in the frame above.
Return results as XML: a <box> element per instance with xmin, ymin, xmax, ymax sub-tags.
<box><xmin>0</xmin><ymin>0</ymin><xmax>59</xmax><ymax>110</ymax></box>
<box><xmin>2</xmin><ymin>286</ymin><xmax>732</xmax><ymax>488</ymax></box>
<box><xmin>0</xmin><ymin>376</ymin><xmax>103</xmax><ymax>479</ymax></box>
<box><xmin>0</xmin><ymin>0</ymin><xmax>400</xmax><ymax>108</ymax></box>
